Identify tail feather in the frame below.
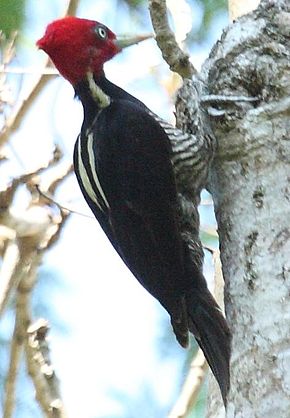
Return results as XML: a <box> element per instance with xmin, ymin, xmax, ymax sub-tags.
<box><xmin>186</xmin><ymin>286</ymin><xmax>231</xmax><ymax>405</ymax></box>
<box><xmin>170</xmin><ymin>245</ymin><xmax>232</xmax><ymax>405</ymax></box>
<box><xmin>171</xmin><ymin>295</ymin><xmax>189</xmax><ymax>348</ymax></box>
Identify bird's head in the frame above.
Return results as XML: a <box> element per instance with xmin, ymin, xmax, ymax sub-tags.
<box><xmin>37</xmin><ymin>16</ymin><xmax>152</xmax><ymax>85</ymax></box>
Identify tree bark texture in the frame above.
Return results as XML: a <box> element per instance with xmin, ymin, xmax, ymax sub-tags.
<box><xmin>151</xmin><ymin>0</ymin><xmax>290</xmax><ymax>414</ymax></box>
<box><xmin>192</xmin><ymin>0</ymin><xmax>290</xmax><ymax>416</ymax></box>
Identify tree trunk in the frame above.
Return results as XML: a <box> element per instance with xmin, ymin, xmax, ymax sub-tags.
<box><xmin>199</xmin><ymin>0</ymin><xmax>290</xmax><ymax>416</ymax></box>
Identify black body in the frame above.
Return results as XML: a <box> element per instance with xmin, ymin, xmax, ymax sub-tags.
<box><xmin>73</xmin><ymin>74</ymin><xmax>231</xmax><ymax>404</ymax></box>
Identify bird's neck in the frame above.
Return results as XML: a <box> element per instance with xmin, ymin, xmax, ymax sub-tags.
<box><xmin>74</xmin><ymin>71</ymin><xmax>146</xmax><ymax>128</ymax></box>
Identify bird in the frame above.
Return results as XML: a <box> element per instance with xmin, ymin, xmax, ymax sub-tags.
<box><xmin>37</xmin><ymin>16</ymin><xmax>231</xmax><ymax>404</ymax></box>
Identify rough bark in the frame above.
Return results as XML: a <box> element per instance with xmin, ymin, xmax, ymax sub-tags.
<box><xmin>152</xmin><ymin>0</ymin><xmax>290</xmax><ymax>415</ymax></box>
<box><xmin>200</xmin><ymin>0</ymin><xmax>290</xmax><ymax>416</ymax></box>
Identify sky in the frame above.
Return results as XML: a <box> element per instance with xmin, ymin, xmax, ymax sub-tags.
<box><xmin>1</xmin><ymin>1</ymin><xmax>228</xmax><ymax>417</ymax></box>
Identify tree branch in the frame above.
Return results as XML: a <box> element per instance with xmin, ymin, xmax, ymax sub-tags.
<box><xmin>168</xmin><ymin>350</ymin><xmax>208</xmax><ymax>418</ymax></box>
<box><xmin>64</xmin><ymin>0</ymin><xmax>79</xmax><ymax>16</ymax></box>
<box><xmin>0</xmin><ymin>0</ymin><xmax>80</xmax><ymax>148</ymax></box>
<box><xmin>148</xmin><ymin>0</ymin><xmax>196</xmax><ymax>78</ymax></box>
<box><xmin>3</xmin><ymin>296</ymin><xmax>27</xmax><ymax>418</ymax></box>
<box><xmin>205</xmin><ymin>0</ymin><xmax>290</xmax><ymax>414</ymax></box>
<box><xmin>26</xmin><ymin>319</ymin><xmax>67</xmax><ymax>418</ymax></box>
<box><xmin>0</xmin><ymin>236</ymin><xmax>19</xmax><ymax>316</ymax></box>
<box><xmin>0</xmin><ymin>73</ymin><xmax>54</xmax><ymax>147</ymax></box>
<box><xmin>25</xmin><ymin>335</ymin><xmax>52</xmax><ymax>418</ymax></box>
<box><xmin>0</xmin><ymin>2</ymin><xmax>80</xmax><ymax>416</ymax></box>
<box><xmin>13</xmin><ymin>231</ymin><xmax>65</xmax><ymax>417</ymax></box>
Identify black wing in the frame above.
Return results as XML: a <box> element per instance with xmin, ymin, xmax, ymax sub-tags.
<box><xmin>89</xmin><ymin>100</ymin><xmax>186</xmax><ymax>312</ymax></box>
<box><xmin>73</xmin><ymin>134</ymin><xmax>119</xmax><ymax>252</ymax></box>
<box><xmin>74</xmin><ymin>98</ymin><xmax>231</xmax><ymax>404</ymax></box>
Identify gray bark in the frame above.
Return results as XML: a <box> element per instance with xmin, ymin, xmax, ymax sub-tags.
<box><xmin>193</xmin><ymin>0</ymin><xmax>290</xmax><ymax>416</ymax></box>
<box><xmin>159</xmin><ymin>0</ymin><xmax>290</xmax><ymax>415</ymax></box>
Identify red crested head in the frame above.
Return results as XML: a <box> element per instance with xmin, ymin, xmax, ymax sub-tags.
<box><xmin>37</xmin><ymin>17</ymin><xmax>119</xmax><ymax>85</ymax></box>
<box><xmin>37</xmin><ymin>16</ymin><xmax>152</xmax><ymax>86</ymax></box>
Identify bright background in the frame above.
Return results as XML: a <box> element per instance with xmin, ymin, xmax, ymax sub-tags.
<box><xmin>0</xmin><ymin>1</ymin><xmax>227</xmax><ymax>417</ymax></box>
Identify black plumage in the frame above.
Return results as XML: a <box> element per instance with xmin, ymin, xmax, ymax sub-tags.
<box><xmin>73</xmin><ymin>74</ymin><xmax>231</xmax><ymax>404</ymax></box>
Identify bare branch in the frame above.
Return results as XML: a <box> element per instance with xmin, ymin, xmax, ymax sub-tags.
<box><xmin>15</xmin><ymin>241</ymin><xmax>52</xmax><ymax>417</ymax></box>
<box><xmin>0</xmin><ymin>149</ymin><xmax>64</xmax><ymax>213</ymax></box>
<box><xmin>35</xmin><ymin>185</ymin><xmax>93</xmax><ymax>219</ymax></box>
<box><xmin>148</xmin><ymin>0</ymin><xmax>196</xmax><ymax>78</ymax></box>
<box><xmin>3</xmin><ymin>296</ymin><xmax>28</xmax><ymax>418</ymax></box>
<box><xmin>0</xmin><ymin>237</ymin><xmax>20</xmax><ymax>316</ymax></box>
<box><xmin>47</xmin><ymin>164</ymin><xmax>73</xmax><ymax>196</ymax></box>
<box><xmin>26</xmin><ymin>319</ymin><xmax>67</xmax><ymax>418</ymax></box>
<box><xmin>168</xmin><ymin>350</ymin><xmax>208</xmax><ymax>418</ymax></box>
<box><xmin>0</xmin><ymin>1</ymin><xmax>79</xmax><ymax>416</ymax></box>
<box><xmin>0</xmin><ymin>175</ymin><xmax>70</xmax><ymax>414</ymax></box>
<box><xmin>0</xmin><ymin>153</ymin><xmax>72</xmax><ymax>321</ymax></box>
<box><xmin>25</xmin><ymin>335</ymin><xmax>52</xmax><ymax>418</ymax></box>
<box><xmin>21</xmin><ymin>295</ymin><xmax>52</xmax><ymax>417</ymax></box>
<box><xmin>2</xmin><ymin>67</ymin><xmax>59</xmax><ymax>75</ymax></box>
<box><xmin>3</xmin><ymin>256</ymin><xmax>36</xmax><ymax>418</ymax></box>
<box><xmin>64</xmin><ymin>0</ymin><xmax>79</xmax><ymax>16</ymax></box>
<box><xmin>0</xmin><ymin>71</ymin><xmax>54</xmax><ymax>148</ymax></box>
<box><xmin>0</xmin><ymin>0</ymin><xmax>80</xmax><ymax>148</ymax></box>
<box><xmin>11</xmin><ymin>228</ymin><xmax>68</xmax><ymax>417</ymax></box>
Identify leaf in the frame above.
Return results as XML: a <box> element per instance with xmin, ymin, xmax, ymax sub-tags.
<box><xmin>0</xmin><ymin>0</ymin><xmax>26</xmax><ymax>37</ymax></box>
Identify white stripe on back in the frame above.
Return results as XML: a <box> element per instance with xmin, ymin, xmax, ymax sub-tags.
<box><xmin>77</xmin><ymin>138</ymin><xmax>103</xmax><ymax>211</ymax></box>
<box><xmin>87</xmin><ymin>132</ymin><xmax>109</xmax><ymax>209</ymax></box>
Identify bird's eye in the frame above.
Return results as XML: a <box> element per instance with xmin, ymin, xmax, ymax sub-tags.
<box><xmin>96</xmin><ymin>26</ymin><xmax>107</xmax><ymax>40</ymax></box>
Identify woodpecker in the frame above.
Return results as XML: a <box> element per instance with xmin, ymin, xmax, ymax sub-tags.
<box><xmin>37</xmin><ymin>16</ymin><xmax>231</xmax><ymax>404</ymax></box>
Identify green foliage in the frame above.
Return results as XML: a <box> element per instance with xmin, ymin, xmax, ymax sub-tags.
<box><xmin>0</xmin><ymin>0</ymin><xmax>26</xmax><ymax>36</ymax></box>
<box><xmin>200</xmin><ymin>0</ymin><xmax>227</xmax><ymax>30</ymax></box>
<box><xmin>119</xmin><ymin>0</ymin><xmax>145</xmax><ymax>8</ymax></box>
<box><xmin>189</xmin><ymin>0</ymin><xmax>227</xmax><ymax>42</ymax></box>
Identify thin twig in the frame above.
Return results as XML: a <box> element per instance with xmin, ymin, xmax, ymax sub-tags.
<box><xmin>0</xmin><ymin>149</ymin><xmax>65</xmax><ymax>211</ymax></box>
<box><xmin>0</xmin><ymin>0</ymin><xmax>80</xmax><ymax>148</ymax></box>
<box><xmin>2</xmin><ymin>67</ymin><xmax>59</xmax><ymax>75</ymax></box>
<box><xmin>47</xmin><ymin>164</ymin><xmax>74</xmax><ymax>195</ymax></box>
<box><xmin>0</xmin><ymin>72</ymin><xmax>53</xmax><ymax>147</ymax></box>
<box><xmin>36</xmin><ymin>185</ymin><xmax>93</xmax><ymax>219</ymax></box>
<box><xmin>148</xmin><ymin>0</ymin><xmax>196</xmax><ymax>78</ymax></box>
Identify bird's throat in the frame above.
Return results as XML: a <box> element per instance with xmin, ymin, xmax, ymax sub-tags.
<box><xmin>86</xmin><ymin>72</ymin><xmax>111</xmax><ymax>109</ymax></box>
